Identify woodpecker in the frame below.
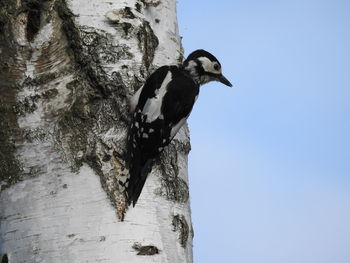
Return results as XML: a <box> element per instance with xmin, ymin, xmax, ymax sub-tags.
<box><xmin>126</xmin><ymin>49</ymin><xmax>232</xmax><ymax>206</ymax></box>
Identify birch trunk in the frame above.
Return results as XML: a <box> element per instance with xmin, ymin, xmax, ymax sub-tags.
<box><xmin>0</xmin><ymin>0</ymin><xmax>193</xmax><ymax>262</ymax></box>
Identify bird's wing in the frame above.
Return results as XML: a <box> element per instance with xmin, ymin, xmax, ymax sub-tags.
<box><xmin>136</xmin><ymin>66</ymin><xmax>171</xmax><ymax>113</ymax></box>
<box><xmin>161</xmin><ymin>71</ymin><xmax>200</xmax><ymax>138</ymax></box>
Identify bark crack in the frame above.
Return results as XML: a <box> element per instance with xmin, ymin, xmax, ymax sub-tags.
<box><xmin>22</xmin><ymin>0</ymin><xmax>43</xmax><ymax>42</ymax></box>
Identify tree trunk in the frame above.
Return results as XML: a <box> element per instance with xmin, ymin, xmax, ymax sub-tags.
<box><xmin>0</xmin><ymin>0</ymin><xmax>193</xmax><ymax>262</ymax></box>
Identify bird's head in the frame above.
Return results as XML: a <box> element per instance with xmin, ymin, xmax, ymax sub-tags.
<box><xmin>182</xmin><ymin>49</ymin><xmax>232</xmax><ymax>87</ymax></box>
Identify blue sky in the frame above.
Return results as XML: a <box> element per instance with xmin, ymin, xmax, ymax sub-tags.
<box><xmin>177</xmin><ymin>1</ymin><xmax>350</xmax><ymax>262</ymax></box>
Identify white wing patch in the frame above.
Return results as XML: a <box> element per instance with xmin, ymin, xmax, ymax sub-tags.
<box><xmin>130</xmin><ymin>85</ymin><xmax>143</xmax><ymax>113</ymax></box>
<box><xmin>142</xmin><ymin>71</ymin><xmax>172</xmax><ymax>123</ymax></box>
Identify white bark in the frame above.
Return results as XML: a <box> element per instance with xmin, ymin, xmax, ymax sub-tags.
<box><xmin>0</xmin><ymin>0</ymin><xmax>193</xmax><ymax>262</ymax></box>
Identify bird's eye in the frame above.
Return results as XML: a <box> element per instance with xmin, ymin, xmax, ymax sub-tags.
<box><xmin>213</xmin><ymin>63</ymin><xmax>220</xmax><ymax>71</ymax></box>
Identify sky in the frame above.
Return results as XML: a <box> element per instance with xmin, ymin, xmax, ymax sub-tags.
<box><xmin>177</xmin><ymin>1</ymin><xmax>350</xmax><ymax>262</ymax></box>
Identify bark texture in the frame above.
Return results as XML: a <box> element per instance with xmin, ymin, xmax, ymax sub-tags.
<box><xmin>0</xmin><ymin>0</ymin><xmax>193</xmax><ymax>262</ymax></box>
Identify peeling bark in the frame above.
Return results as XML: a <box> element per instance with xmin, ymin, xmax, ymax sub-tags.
<box><xmin>0</xmin><ymin>0</ymin><xmax>193</xmax><ymax>262</ymax></box>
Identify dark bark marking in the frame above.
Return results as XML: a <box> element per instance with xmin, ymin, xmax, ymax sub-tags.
<box><xmin>1</xmin><ymin>254</ymin><xmax>8</xmax><ymax>263</ymax></box>
<box><xmin>141</xmin><ymin>0</ymin><xmax>161</xmax><ymax>8</ymax></box>
<box><xmin>172</xmin><ymin>214</ymin><xmax>189</xmax><ymax>248</ymax></box>
<box><xmin>135</xmin><ymin>3</ymin><xmax>142</xmax><ymax>13</ymax></box>
<box><xmin>22</xmin><ymin>0</ymin><xmax>42</xmax><ymax>42</ymax></box>
<box><xmin>155</xmin><ymin>143</ymin><xmax>189</xmax><ymax>203</ymax></box>
<box><xmin>121</xmin><ymin>7</ymin><xmax>135</xmax><ymax>19</ymax></box>
<box><xmin>137</xmin><ymin>21</ymin><xmax>159</xmax><ymax>70</ymax></box>
<box><xmin>0</xmin><ymin>0</ymin><xmax>23</xmax><ymax>190</ymax></box>
<box><xmin>132</xmin><ymin>243</ymin><xmax>159</xmax><ymax>255</ymax></box>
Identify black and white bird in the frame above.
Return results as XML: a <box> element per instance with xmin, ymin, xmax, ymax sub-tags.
<box><xmin>126</xmin><ymin>49</ymin><xmax>232</xmax><ymax>206</ymax></box>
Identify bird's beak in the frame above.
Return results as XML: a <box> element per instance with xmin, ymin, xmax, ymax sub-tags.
<box><xmin>218</xmin><ymin>74</ymin><xmax>232</xmax><ymax>87</ymax></box>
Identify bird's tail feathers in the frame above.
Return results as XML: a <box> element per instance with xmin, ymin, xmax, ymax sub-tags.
<box><xmin>126</xmin><ymin>156</ymin><xmax>153</xmax><ymax>207</ymax></box>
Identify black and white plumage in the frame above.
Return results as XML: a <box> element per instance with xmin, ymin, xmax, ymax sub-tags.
<box><xmin>126</xmin><ymin>49</ymin><xmax>232</xmax><ymax>206</ymax></box>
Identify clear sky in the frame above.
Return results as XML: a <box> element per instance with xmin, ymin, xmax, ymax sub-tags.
<box><xmin>177</xmin><ymin>1</ymin><xmax>350</xmax><ymax>262</ymax></box>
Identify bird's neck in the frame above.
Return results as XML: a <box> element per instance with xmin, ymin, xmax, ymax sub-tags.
<box><xmin>183</xmin><ymin>60</ymin><xmax>202</xmax><ymax>85</ymax></box>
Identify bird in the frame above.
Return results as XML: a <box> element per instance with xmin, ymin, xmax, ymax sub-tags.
<box><xmin>125</xmin><ymin>49</ymin><xmax>232</xmax><ymax>206</ymax></box>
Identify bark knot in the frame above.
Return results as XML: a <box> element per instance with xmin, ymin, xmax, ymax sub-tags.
<box><xmin>132</xmin><ymin>243</ymin><xmax>159</xmax><ymax>255</ymax></box>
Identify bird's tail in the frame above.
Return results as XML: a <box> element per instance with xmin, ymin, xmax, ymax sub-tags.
<box><xmin>126</xmin><ymin>156</ymin><xmax>153</xmax><ymax>206</ymax></box>
<box><xmin>125</xmin><ymin>115</ymin><xmax>155</xmax><ymax>206</ymax></box>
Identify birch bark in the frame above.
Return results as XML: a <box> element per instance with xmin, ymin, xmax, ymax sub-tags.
<box><xmin>0</xmin><ymin>0</ymin><xmax>193</xmax><ymax>262</ymax></box>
